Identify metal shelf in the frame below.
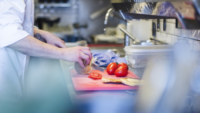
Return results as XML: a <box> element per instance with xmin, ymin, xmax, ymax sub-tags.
<box><xmin>111</xmin><ymin>0</ymin><xmax>188</xmax><ymax>3</ymax></box>
<box><xmin>36</xmin><ymin>3</ymin><xmax>72</xmax><ymax>8</ymax></box>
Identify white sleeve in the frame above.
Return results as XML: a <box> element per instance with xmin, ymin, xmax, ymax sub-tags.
<box><xmin>34</xmin><ymin>26</ymin><xmax>39</xmax><ymax>29</ymax></box>
<box><xmin>0</xmin><ymin>0</ymin><xmax>29</xmax><ymax>48</ymax></box>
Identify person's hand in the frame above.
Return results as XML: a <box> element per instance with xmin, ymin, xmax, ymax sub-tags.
<box><xmin>35</xmin><ymin>29</ymin><xmax>66</xmax><ymax>48</ymax></box>
<box><xmin>60</xmin><ymin>46</ymin><xmax>92</xmax><ymax>68</ymax></box>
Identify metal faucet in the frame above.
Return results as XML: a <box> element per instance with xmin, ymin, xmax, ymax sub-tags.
<box><xmin>118</xmin><ymin>27</ymin><xmax>141</xmax><ymax>45</ymax></box>
<box><xmin>104</xmin><ymin>8</ymin><xmax>132</xmax><ymax>46</ymax></box>
<box><xmin>104</xmin><ymin>8</ymin><xmax>140</xmax><ymax>46</ymax></box>
<box><xmin>104</xmin><ymin>8</ymin><xmax>114</xmax><ymax>25</ymax></box>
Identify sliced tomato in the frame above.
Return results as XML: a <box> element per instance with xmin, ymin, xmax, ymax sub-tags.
<box><xmin>88</xmin><ymin>70</ymin><xmax>102</xmax><ymax>79</ymax></box>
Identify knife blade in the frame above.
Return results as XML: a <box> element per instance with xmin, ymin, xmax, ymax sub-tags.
<box><xmin>91</xmin><ymin>63</ymin><xmax>105</xmax><ymax>72</ymax></box>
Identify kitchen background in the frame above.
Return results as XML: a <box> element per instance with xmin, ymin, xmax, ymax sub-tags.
<box><xmin>34</xmin><ymin>0</ymin><xmax>200</xmax><ymax>50</ymax></box>
<box><xmin>34</xmin><ymin>0</ymin><xmax>122</xmax><ymax>43</ymax></box>
<box><xmin>153</xmin><ymin>19</ymin><xmax>200</xmax><ymax>51</ymax></box>
<box><xmin>28</xmin><ymin>1</ymin><xmax>200</xmax><ymax>113</ymax></box>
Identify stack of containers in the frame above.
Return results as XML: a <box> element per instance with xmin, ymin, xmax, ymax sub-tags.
<box><xmin>124</xmin><ymin>45</ymin><xmax>173</xmax><ymax>68</ymax></box>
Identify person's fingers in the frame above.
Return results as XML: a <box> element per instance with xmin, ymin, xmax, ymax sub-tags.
<box><xmin>48</xmin><ymin>42</ymin><xmax>56</xmax><ymax>47</ymax></box>
<box><xmin>81</xmin><ymin>50</ymin><xmax>92</xmax><ymax>61</ymax></box>
<box><xmin>80</xmin><ymin>53</ymin><xmax>90</xmax><ymax>65</ymax></box>
<box><xmin>46</xmin><ymin>40</ymin><xmax>58</xmax><ymax>47</ymax></box>
<box><xmin>62</xmin><ymin>40</ymin><xmax>65</xmax><ymax>44</ymax></box>
<box><xmin>80</xmin><ymin>47</ymin><xmax>90</xmax><ymax>50</ymax></box>
<box><xmin>56</xmin><ymin>42</ymin><xmax>66</xmax><ymax>48</ymax></box>
<box><xmin>78</xmin><ymin>59</ymin><xmax>85</xmax><ymax>68</ymax></box>
<box><xmin>61</xmin><ymin>40</ymin><xmax>66</xmax><ymax>46</ymax></box>
<box><xmin>54</xmin><ymin>39</ymin><xmax>66</xmax><ymax>48</ymax></box>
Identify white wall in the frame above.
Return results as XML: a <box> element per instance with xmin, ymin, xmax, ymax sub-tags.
<box><xmin>128</xmin><ymin>20</ymin><xmax>152</xmax><ymax>41</ymax></box>
<box><xmin>152</xmin><ymin>19</ymin><xmax>200</xmax><ymax>51</ymax></box>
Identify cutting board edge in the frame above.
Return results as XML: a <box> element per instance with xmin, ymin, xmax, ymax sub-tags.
<box><xmin>74</xmin><ymin>86</ymin><xmax>139</xmax><ymax>91</ymax></box>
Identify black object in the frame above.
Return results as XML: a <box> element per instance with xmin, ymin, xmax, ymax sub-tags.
<box><xmin>152</xmin><ymin>22</ymin><xmax>156</xmax><ymax>37</ymax></box>
<box><xmin>39</xmin><ymin>0</ymin><xmax>45</xmax><ymax>3</ymax></box>
<box><xmin>157</xmin><ymin>19</ymin><xmax>160</xmax><ymax>31</ymax></box>
<box><xmin>35</xmin><ymin>17</ymin><xmax>46</xmax><ymax>29</ymax></box>
<box><xmin>54</xmin><ymin>0</ymin><xmax>61</xmax><ymax>3</ymax></box>
<box><xmin>176</xmin><ymin>12</ymin><xmax>200</xmax><ymax>29</ymax></box>
<box><xmin>120</xmin><ymin>12</ymin><xmax>175</xmax><ymax>20</ymax></box>
<box><xmin>47</xmin><ymin>0</ymin><xmax>52</xmax><ymax>3</ymax></box>
<box><xmin>73</xmin><ymin>23</ymin><xmax>88</xmax><ymax>29</ymax></box>
<box><xmin>176</xmin><ymin>19</ymin><xmax>182</xmax><ymax>28</ymax></box>
<box><xmin>34</xmin><ymin>33</ymin><xmax>46</xmax><ymax>43</ymax></box>
<box><xmin>163</xmin><ymin>19</ymin><xmax>166</xmax><ymax>31</ymax></box>
<box><xmin>44</xmin><ymin>18</ymin><xmax>60</xmax><ymax>27</ymax></box>
<box><xmin>35</xmin><ymin>17</ymin><xmax>60</xmax><ymax>29</ymax></box>
<box><xmin>62</xmin><ymin>0</ymin><xmax>68</xmax><ymax>3</ymax></box>
<box><xmin>63</xmin><ymin>35</ymin><xmax>85</xmax><ymax>42</ymax></box>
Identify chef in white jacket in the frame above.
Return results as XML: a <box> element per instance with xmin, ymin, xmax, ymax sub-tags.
<box><xmin>0</xmin><ymin>0</ymin><xmax>91</xmax><ymax>111</ymax></box>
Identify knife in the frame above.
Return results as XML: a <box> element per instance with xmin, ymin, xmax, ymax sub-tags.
<box><xmin>91</xmin><ymin>63</ymin><xmax>105</xmax><ymax>72</ymax></box>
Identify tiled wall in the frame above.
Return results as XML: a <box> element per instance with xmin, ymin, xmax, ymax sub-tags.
<box><xmin>152</xmin><ymin>19</ymin><xmax>200</xmax><ymax>51</ymax></box>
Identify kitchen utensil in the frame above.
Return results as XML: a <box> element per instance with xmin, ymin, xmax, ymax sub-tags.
<box><xmin>70</xmin><ymin>69</ymin><xmax>139</xmax><ymax>91</ymax></box>
<box><xmin>118</xmin><ymin>26</ymin><xmax>141</xmax><ymax>44</ymax></box>
<box><xmin>91</xmin><ymin>63</ymin><xmax>105</xmax><ymax>72</ymax></box>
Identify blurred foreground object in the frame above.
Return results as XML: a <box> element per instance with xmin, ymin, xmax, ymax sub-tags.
<box><xmin>134</xmin><ymin>39</ymin><xmax>200</xmax><ymax>113</ymax></box>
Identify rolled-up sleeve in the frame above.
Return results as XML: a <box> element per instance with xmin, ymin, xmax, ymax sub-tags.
<box><xmin>0</xmin><ymin>0</ymin><xmax>29</xmax><ymax>49</ymax></box>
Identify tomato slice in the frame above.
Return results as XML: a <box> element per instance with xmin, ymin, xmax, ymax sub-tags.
<box><xmin>88</xmin><ymin>70</ymin><xmax>102</xmax><ymax>79</ymax></box>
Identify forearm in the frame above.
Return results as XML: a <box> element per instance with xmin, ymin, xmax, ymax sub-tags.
<box><xmin>8</xmin><ymin>35</ymin><xmax>64</xmax><ymax>60</ymax></box>
<box><xmin>34</xmin><ymin>27</ymin><xmax>47</xmax><ymax>39</ymax></box>
<box><xmin>34</xmin><ymin>27</ymin><xmax>41</xmax><ymax>35</ymax></box>
<box><xmin>33</xmin><ymin>28</ymin><xmax>66</xmax><ymax>48</ymax></box>
<box><xmin>34</xmin><ymin>27</ymin><xmax>51</xmax><ymax>39</ymax></box>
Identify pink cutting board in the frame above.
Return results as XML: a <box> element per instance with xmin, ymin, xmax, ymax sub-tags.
<box><xmin>70</xmin><ymin>69</ymin><xmax>140</xmax><ymax>91</ymax></box>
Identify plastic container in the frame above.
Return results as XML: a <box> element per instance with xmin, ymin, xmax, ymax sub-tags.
<box><xmin>124</xmin><ymin>45</ymin><xmax>173</xmax><ymax>68</ymax></box>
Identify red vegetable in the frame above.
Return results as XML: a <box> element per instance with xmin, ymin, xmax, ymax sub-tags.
<box><xmin>106</xmin><ymin>62</ymin><xmax>118</xmax><ymax>75</ymax></box>
<box><xmin>115</xmin><ymin>66</ymin><xmax>128</xmax><ymax>77</ymax></box>
<box><xmin>88</xmin><ymin>70</ymin><xmax>102</xmax><ymax>79</ymax></box>
<box><xmin>118</xmin><ymin>63</ymin><xmax>128</xmax><ymax>70</ymax></box>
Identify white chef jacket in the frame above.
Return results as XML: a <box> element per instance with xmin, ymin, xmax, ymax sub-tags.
<box><xmin>0</xmin><ymin>0</ymin><xmax>34</xmax><ymax>102</ymax></box>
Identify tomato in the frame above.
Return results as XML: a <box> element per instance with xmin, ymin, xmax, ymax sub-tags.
<box><xmin>88</xmin><ymin>70</ymin><xmax>102</xmax><ymax>79</ymax></box>
<box><xmin>118</xmin><ymin>63</ymin><xmax>128</xmax><ymax>70</ymax></box>
<box><xmin>115</xmin><ymin>66</ymin><xmax>128</xmax><ymax>77</ymax></box>
<box><xmin>106</xmin><ymin>62</ymin><xmax>118</xmax><ymax>75</ymax></box>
